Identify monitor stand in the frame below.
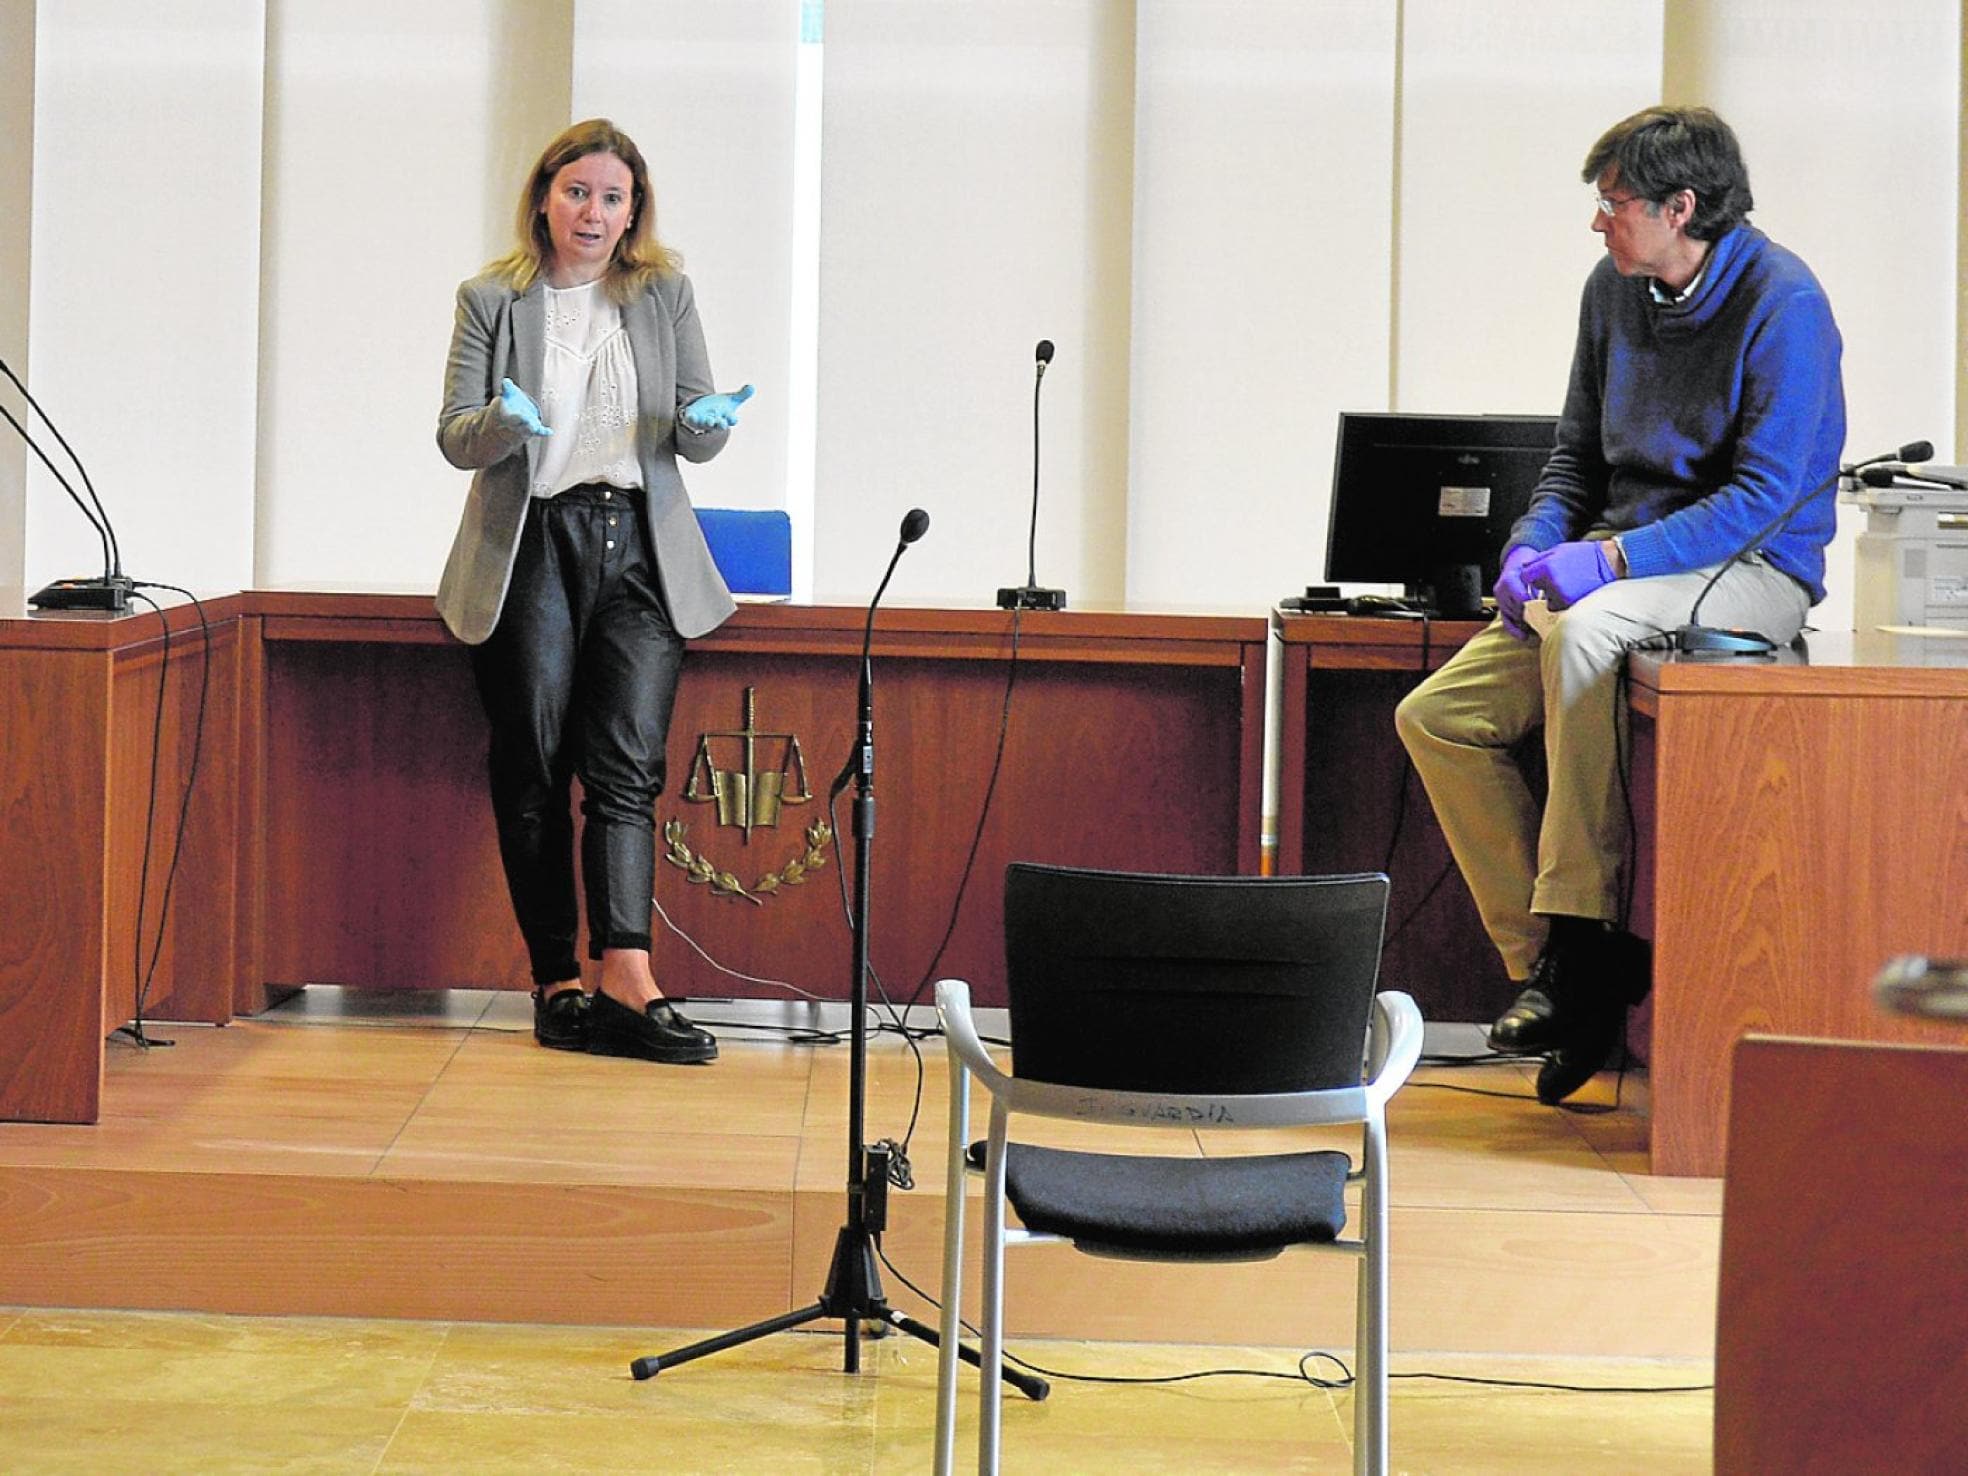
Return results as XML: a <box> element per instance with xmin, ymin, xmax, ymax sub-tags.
<box><xmin>1422</xmin><ymin>564</ymin><xmax>1486</xmax><ymax>619</ymax></box>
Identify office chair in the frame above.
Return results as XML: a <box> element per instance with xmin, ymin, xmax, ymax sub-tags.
<box><xmin>933</xmin><ymin>864</ymin><xmax>1419</xmax><ymax>1475</ymax></box>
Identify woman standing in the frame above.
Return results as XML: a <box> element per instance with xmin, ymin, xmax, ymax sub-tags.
<box><xmin>437</xmin><ymin>119</ymin><xmax>753</xmax><ymax>1065</ymax></box>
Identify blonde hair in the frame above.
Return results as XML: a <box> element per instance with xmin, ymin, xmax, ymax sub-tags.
<box><xmin>486</xmin><ymin>118</ymin><xmax>682</xmax><ymax>301</ymax></box>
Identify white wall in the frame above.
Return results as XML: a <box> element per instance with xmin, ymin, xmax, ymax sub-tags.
<box><xmin>1126</xmin><ymin>0</ymin><xmax>1396</xmax><ymax>609</ymax></box>
<box><xmin>22</xmin><ymin>0</ymin><xmax>264</xmax><ymax>596</ymax></box>
<box><xmin>1666</xmin><ymin>0</ymin><xmax>1961</xmax><ymax>633</ymax></box>
<box><xmin>0</xmin><ymin>0</ymin><xmax>34</xmax><ymax>594</ymax></box>
<box><xmin>814</xmin><ymin>0</ymin><xmax>1136</xmax><ymax>607</ymax></box>
<box><xmin>1</xmin><ymin>1</ymin><xmax>1960</xmax><ymax>630</ymax></box>
<box><xmin>571</xmin><ymin>0</ymin><xmax>798</xmax><ymax>522</ymax></box>
<box><xmin>1395</xmin><ymin>1</ymin><xmax>1664</xmax><ymax>415</ymax></box>
<box><xmin>255</xmin><ymin>0</ymin><xmax>571</xmax><ymax>592</ymax></box>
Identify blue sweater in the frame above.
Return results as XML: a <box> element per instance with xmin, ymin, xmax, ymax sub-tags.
<box><xmin>1509</xmin><ymin>225</ymin><xmax>1845</xmax><ymax>603</ymax></box>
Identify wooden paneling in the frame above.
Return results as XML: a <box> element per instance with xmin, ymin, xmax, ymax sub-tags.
<box><xmin>0</xmin><ymin>1014</ymin><xmax>1723</xmax><ymax>1356</ymax></box>
<box><xmin>249</xmin><ymin>600</ymin><xmax>1265</xmax><ymax>1008</ymax></box>
<box><xmin>1715</xmin><ymin>1037</ymin><xmax>1968</xmax><ymax>1472</ymax></box>
<box><xmin>103</xmin><ymin>619</ymin><xmax>240</xmax><ymax>1026</ymax></box>
<box><xmin>1277</xmin><ymin>615</ymin><xmax>1514</xmax><ymax>1022</ymax></box>
<box><xmin>1648</xmin><ymin>683</ymin><xmax>1968</xmax><ymax>1174</ymax></box>
<box><xmin>0</xmin><ymin>1165</ymin><xmax>794</xmax><ymax>1328</ymax></box>
<box><xmin>0</xmin><ymin>599</ymin><xmax>241</xmax><ymax>1122</ymax></box>
<box><xmin>0</xmin><ymin>648</ymin><xmax>109</xmax><ymax>1122</ymax></box>
<box><xmin>658</xmin><ymin>652</ymin><xmax>1250</xmax><ymax>1005</ymax></box>
<box><xmin>259</xmin><ymin>638</ymin><xmax>524</xmax><ymax>992</ymax></box>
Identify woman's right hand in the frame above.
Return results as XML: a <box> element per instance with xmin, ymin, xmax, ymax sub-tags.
<box><xmin>498</xmin><ymin>377</ymin><xmax>553</xmax><ymax>438</ymax></box>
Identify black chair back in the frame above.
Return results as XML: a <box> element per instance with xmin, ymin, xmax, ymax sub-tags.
<box><xmin>1002</xmin><ymin>865</ymin><xmax>1390</xmax><ymax>1096</ymax></box>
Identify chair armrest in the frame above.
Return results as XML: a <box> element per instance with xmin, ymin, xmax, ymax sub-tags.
<box><xmin>935</xmin><ymin>979</ymin><xmax>1015</xmax><ymax>1096</ymax></box>
<box><xmin>1364</xmin><ymin>991</ymin><xmax>1423</xmax><ymax>1109</ymax></box>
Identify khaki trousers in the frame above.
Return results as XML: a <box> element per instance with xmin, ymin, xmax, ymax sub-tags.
<box><xmin>1393</xmin><ymin>557</ymin><xmax>1809</xmax><ymax>980</ymax></box>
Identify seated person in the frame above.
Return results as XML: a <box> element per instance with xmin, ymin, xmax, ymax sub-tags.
<box><xmin>1394</xmin><ymin>105</ymin><xmax>1845</xmax><ymax>1103</ymax></box>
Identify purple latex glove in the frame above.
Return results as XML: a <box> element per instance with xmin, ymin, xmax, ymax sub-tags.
<box><xmin>1493</xmin><ymin>545</ymin><xmax>1538</xmax><ymax>638</ymax></box>
<box><xmin>1522</xmin><ymin>540</ymin><xmax>1614</xmax><ymax>610</ymax></box>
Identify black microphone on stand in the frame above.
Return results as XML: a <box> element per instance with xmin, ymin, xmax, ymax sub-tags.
<box><xmin>1</xmin><ymin>356</ymin><xmax>134</xmax><ymax>612</ymax></box>
<box><xmin>836</xmin><ymin>507</ymin><xmax>932</xmax><ymax>798</ymax></box>
<box><xmin>997</xmin><ymin>339</ymin><xmax>1066</xmax><ymax>611</ymax></box>
<box><xmin>631</xmin><ymin>497</ymin><xmax>1046</xmax><ymax>1405</ymax></box>
<box><xmin>1678</xmin><ymin>440</ymin><xmax>1921</xmax><ymax>655</ymax></box>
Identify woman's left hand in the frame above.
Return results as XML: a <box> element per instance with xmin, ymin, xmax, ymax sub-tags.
<box><xmin>681</xmin><ymin>384</ymin><xmax>756</xmax><ymax>432</ymax></box>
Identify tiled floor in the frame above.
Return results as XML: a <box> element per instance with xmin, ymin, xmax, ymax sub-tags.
<box><xmin>0</xmin><ymin>989</ymin><xmax>1720</xmax><ymax>1469</ymax></box>
<box><xmin>0</xmin><ymin>1305</ymin><xmax>1712</xmax><ymax>1473</ymax></box>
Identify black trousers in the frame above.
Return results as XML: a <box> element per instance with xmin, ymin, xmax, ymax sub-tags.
<box><xmin>469</xmin><ymin>485</ymin><xmax>685</xmax><ymax>986</ymax></box>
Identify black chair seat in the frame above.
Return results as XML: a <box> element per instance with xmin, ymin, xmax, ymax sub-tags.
<box><xmin>973</xmin><ymin>1141</ymin><xmax>1351</xmax><ymax>1262</ymax></box>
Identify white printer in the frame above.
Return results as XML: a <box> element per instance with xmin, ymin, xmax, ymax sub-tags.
<box><xmin>1843</xmin><ymin>464</ymin><xmax>1968</xmax><ymax>631</ymax></box>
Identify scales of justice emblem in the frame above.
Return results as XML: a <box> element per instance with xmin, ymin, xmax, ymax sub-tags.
<box><xmin>663</xmin><ymin>686</ymin><xmax>832</xmax><ymax>905</ymax></box>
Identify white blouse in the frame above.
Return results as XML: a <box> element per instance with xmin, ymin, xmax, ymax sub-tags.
<box><xmin>530</xmin><ymin>280</ymin><xmax>643</xmax><ymax>498</ymax></box>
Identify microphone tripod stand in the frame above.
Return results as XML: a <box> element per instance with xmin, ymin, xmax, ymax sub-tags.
<box><xmin>630</xmin><ymin>510</ymin><xmax>1048</xmax><ymax>1406</ymax></box>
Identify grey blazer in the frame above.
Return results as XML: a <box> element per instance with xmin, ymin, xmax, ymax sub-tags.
<box><xmin>434</xmin><ymin>269</ymin><xmax>739</xmax><ymax>644</ymax></box>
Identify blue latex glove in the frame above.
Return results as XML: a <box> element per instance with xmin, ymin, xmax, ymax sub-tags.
<box><xmin>1523</xmin><ymin>540</ymin><xmax>1614</xmax><ymax>610</ymax></box>
<box><xmin>499</xmin><ymin>377</ymin><xmax>551</xmax><ymax>438</ymax></box>
<box><xmin>680</xmin><ymin>383</ymin><xmax>756</xmax><ymax>432</ymax></box>
<box><xmin>1492</xmin><ymin>545</ymin><xmax>1538</xmax><ymax>638</ymax></box>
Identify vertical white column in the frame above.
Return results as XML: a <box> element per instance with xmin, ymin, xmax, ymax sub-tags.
<box><xmin>572</xmin><ymin>0</ymin><xmax>800</xmax><ymax>522</ymax></box>
<box><xmin>814</xmin><ymin>0</ymin><xmax>1133</xmax><ymax>607</ymax></box>
<box><xmin>255</xmin><ymin>0</ymin><xmax>572</xmax><ymax>592</ymax></box>
<box><xmin>0</xmin><ymin>0</ymin><xmax>35</xmax><ymax>595</ymax></box>
<box><xmin>783</xmin><ymin>0</ymin><xmax>823</xmax><ymax>599</ymax></box>
<box><xmin>26</xmin><ymin>0</ymin><xmax>266</xmax><ymax>595</ymax></box>
<box><xmin>1395</xmin><ymin>0</ymin><xmax>1663</xmax><ymax>417</ymax></box>
<box><xmin>1126</xmin><ymin>0</ymin><xmax>1398</xmax><ymax>608</ymax></box>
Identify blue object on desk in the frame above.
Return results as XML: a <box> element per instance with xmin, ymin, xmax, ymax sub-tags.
<box><xmin>695</xmin><ymin>507</ymin><xmax>792</xmax><ymax>596</ymax></box>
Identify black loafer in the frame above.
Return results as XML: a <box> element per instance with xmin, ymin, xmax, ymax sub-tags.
<box><xmin>587</xmin><ymin>990</ymin><xmax>718</xmax><ymax>1065</ymax></box>
<box><xmin>532</xmin><ymin>987</ymin><xmax>590</xmax><ymax>1052</ymax></box>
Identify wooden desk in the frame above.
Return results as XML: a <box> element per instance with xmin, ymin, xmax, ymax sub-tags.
<box><xmin>1632</xmin><ymin>629</ymin><xmax>1968</xmax><ymax>1175</ymax></box>
<box><xmin>0</xmin><ymin>593</ymin><xmax>244</xmax><ymax>1123</ymax></box>
<box><xmin>1277</xmin><ymin>617</ymin><xmax>1968</xmax><ymax>1177</ymax></box>
<box><xmin>4</xmin><ymin>592</ymin><xmax>1265</xmax><ymax>1122</ymax></box>
<box><xmin>1274</xmin><ymin>614</ymin><xmax>1513</xmax><ymax>1023</ymax></box>
<box><xmin>1715</xmin><ymin>1035</ymin><xmax>1968</xmax><ymax>1471</ymax></box>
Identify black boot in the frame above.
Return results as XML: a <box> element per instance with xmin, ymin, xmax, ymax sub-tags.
<box><xmin>587</xmin><ymin>990</ymin><xmax>718</xmax><ymax>1065</ymax></box>
<box><xmin>1534</xmin><ymin>927</ymin><xmax>1652</xmax><ymax>1104</ymax></box>
<box><xmin>1489</xmin><ymin>952</ymin><xmax>1562</xmax><ymax>1054</ymax></box>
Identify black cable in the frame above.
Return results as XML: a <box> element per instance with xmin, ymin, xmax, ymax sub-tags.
<box><xmin>0</xmin><ymin>355</ymin><xmax>121</xmax><ymax>576</ymax></box>
<box><xmin>0</xmin><ymin>401</ymin><xmax>113</xmax><ymax>577</ymax></box>
<box><xmin>1392</xmin><ymin>1369</ymin><xmax>1711</xmax><ymax>1394</ymax></box>
<box><xmin>1682</xmin><ymin>469</ymin><xmax>1838</xmax><ymax>637</ymax></box>
<box><xmin>1379</xmin><ymin>856</ymin><xmax>1454</xmax><ymax>950</ymax></box>
<box><xmin>873</xmin><ymin>1240</ymin><xmax>1709</xmax><ymax>1395</ymax></box>
<box><xmin>819</xmin><ymin>601</ymin><xmax>1028</xmax><ymax>1186</ymax></box>
<box><xmin>902</xmin><ymin>603</ymin><xmax>1025</xmax><ymax>1010</ymax></box>
<box><xmin>109</xmin><ymin>586</ymin><xmax>213</xmax><ymax>1050</ymax></box>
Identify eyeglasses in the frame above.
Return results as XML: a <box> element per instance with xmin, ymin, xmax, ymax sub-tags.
<box><xmin>1593</xmin><ymin>192</ymin><xmax>1643</xmax><ymax>216</ymax></box>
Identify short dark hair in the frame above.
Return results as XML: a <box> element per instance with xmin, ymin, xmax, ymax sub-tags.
<box><xmin>1582</xmin><ymin>106</ymin><xmax>1753</xmax><ymax>241</ymax></box>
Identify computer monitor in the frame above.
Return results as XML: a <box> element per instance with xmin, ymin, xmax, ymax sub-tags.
<box><xmin>1324</xmin><ymin>411</ymin><xmax>1559</xmax><ymax>616</ymax></box>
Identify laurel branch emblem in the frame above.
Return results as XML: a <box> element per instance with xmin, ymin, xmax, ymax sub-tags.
<box><xmin>662</xmin><ymin>818</ymin><xmax>833</xmax><ymax>906</ymax></box>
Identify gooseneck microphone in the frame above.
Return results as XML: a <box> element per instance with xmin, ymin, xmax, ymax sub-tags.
<box><xmin>996</xmin><ymin>339</ymin><xmax>1066</xmax><ymax>612</ymax></box>
<box><xmin>1678</xmin><ymin>440</ymin><xmax>1924</xmax><ymax>655</ymax></box>
<box><xmin>1843</xmin><ymin>440</ymin><xmax>1934</xmax><ymax>475</ymax></box>
<box><xmin>835</xmin><ymin>508</ymin><xmax>932</xmax><ymax>800</ymax></box>
<box><xmin>1</xmin><ymin>356</ymin><xmax>135</xmax><ymax>612</ymax></box>
<box><xmin>1859</xmin><ymin>462</ymin><xmax>1968</xmax><ymax>492</ymax></box>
